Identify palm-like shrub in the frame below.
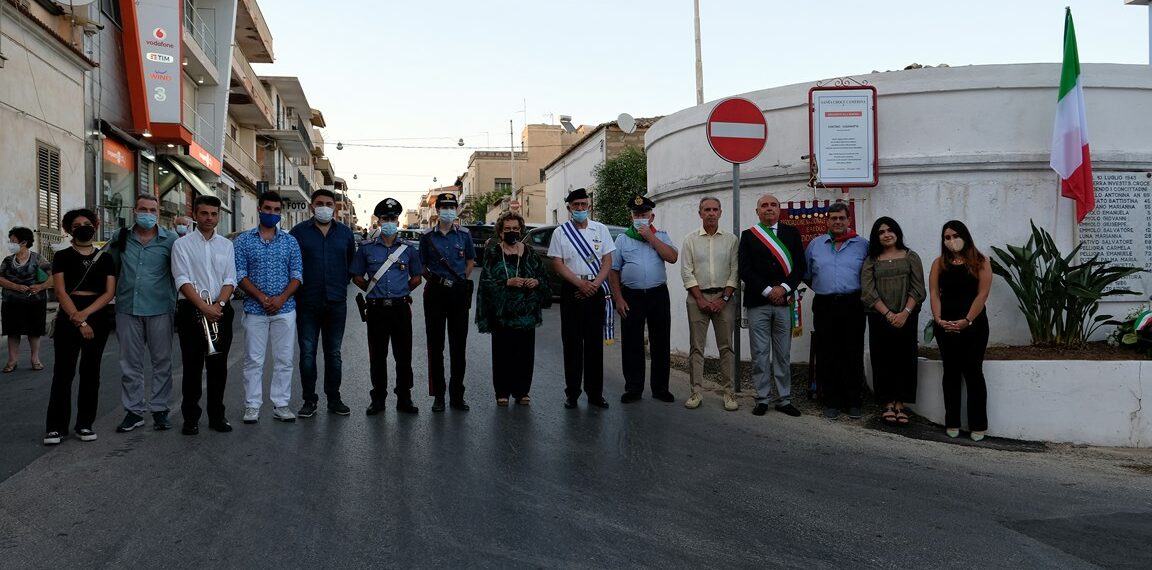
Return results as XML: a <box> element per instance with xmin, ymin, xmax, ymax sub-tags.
<box><xmin>989</xmin><ymin>221</ymin><xmax>1144</xmax><ymax>348</ymax></box>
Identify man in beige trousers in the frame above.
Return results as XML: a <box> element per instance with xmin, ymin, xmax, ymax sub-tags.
<box><xmin>680</xmin><ymin>197</ymin><xmax>740</xmax><ymax>411</ymax></box>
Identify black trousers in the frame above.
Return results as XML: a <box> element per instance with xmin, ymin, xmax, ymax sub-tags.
<box><xmin>621</xmin><ymin>284</ymin><xmax>671</xmax><ymax>396</ymax></box>
<box><xmin>367</xmin><ymin>300</ymin><xmax>414</xmax><ymax>404</ymax></box>
<box><xmin>45</xmin><ymin>299</ymin><xmax>111</xmax><ymax>434</ymax></box>
<box><xmin>867</xmin><ymin>311</ymin><xmax>919</xmax><ymax>404</ymax></box>
<box><xmin>934</xmin><ymin>313</ymin><xmax>989</xmax><ymax>431</ymax></box>
<box><xmin>492</xmin><ymin>327</ymin><xmax>535</xmax><ymax>399</ymax></box>
<box><xmin>423</xmin><ymin>281</ymin><xmax>469</xmax><ymax>401</ymax></box>
<box><xmin>177</xmin><ymin>300</ymin><xmax>235</xmax><ymax>424</ymax></box>
<box><xmin>559</xmin><ymin>282</ymin><xmax>605</xmax><ymax>400</ymax></box>
<box><xmin>812</xmin><ymin>293</ymin><xmax>866</xmax><ymax>409</ymax></box>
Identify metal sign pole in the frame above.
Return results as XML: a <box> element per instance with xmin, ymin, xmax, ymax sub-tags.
<box><xmin>732</xmin><ymin>162</ymin><xmax>741</xmax><ymax>395</ymax></box>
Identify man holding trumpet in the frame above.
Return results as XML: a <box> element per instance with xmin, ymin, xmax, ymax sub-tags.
<box><xmin>171</xmin><ymin>195</ymin><xmax>237</xmax><ymax>435</ymax></box>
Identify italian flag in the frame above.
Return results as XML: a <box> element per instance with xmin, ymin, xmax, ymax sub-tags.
<box><xmin>1050</xmin><ymin>8</ymin><xmax>1094</xmax><ymax>224</ymax></box>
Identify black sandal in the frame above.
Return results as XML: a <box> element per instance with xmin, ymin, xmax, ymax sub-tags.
<box><xmin>882</xmin><ymin>405</ymin><xmax>897</xmax><ymax>425</ymax></box>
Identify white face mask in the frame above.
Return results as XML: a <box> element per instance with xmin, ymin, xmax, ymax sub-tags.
<box><xmin>6</xmin><ymin>243</ymin><xmax>20</xmax><ymax>255</ymax></box>
<box><xmin>945</xmin><ymin>238</ymin><xmax>965</xmax><ymax>253</ymax></box>
<box><xmin>314</xmin><ymin>206</ymin><xmax>335</xmax><ymax>224</ymax></box>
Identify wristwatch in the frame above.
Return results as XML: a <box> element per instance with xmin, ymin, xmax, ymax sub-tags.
<box><xmin>218</xmin><ymin>300</ymin><xmax>227</xmax><ymax>307</ymax></box>
<box><xmin>721</xmin><ymin>295</ymin><xmax>731</xmax><ymax>303</ymax></box>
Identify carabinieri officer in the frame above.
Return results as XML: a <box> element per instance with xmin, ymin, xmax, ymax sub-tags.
<box><xmin>419</xmin><ymin>192</ymin><xmax>475</xmax><ymax>412</ymax></box>
<box><xmin>351</xmin><ymin>198</ymin><xmax>422</xmax><ymax>415</ymax></box>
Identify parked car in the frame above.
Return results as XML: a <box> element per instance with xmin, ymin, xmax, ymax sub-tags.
<box><xmin>462</xmin><ymin>224</ymin><xmax>498</xmax><ymax>264</ymax></box>
<box><xmin>523</xmin><ymin>224</ymin><xmax>626</xmax><ymax>299</ymax></box>
<box><xmin>396</xmin><ymin>229</ymin><xmax>423</xmax><ymax>251</ymax></box>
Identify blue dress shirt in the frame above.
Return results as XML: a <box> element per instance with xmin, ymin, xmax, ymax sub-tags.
<box><xmin>611</xmin><ymin>231</ymin><xmax>676</xmax><ymax>289</ymax></box>
<box><xmin>349</xmin><ymin>238</ymin><xmax>423</xmax><ymax>299</ymax></box>
<box><xmin>804</xmin><ymin>234</ymin><xmax>869</xmax><ymax>295</ymax></box>
<box><xmin>419</xmin><ymin>226</ymin><xmax>475</xmax><ymax>281</ymax></box>
<box><xmin>234</xmin><ymin>227</ymin><xmax>304</xmax><ymax>315</ymax></box>
<box><xmin>289</xmin><ymin>220</ymin><xmax>355</xmax><ymax>303</ymax></box>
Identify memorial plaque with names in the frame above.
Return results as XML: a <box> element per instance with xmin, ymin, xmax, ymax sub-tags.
<box><xmin>1078</xmin><ymin>171</ymin><xmax>1152</xmax><ymax>298</ymax></box>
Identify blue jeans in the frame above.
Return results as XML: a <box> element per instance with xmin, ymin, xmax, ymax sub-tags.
<box><xmin>296</xmin><ymin>299</ymin><xmax>347</xmax><ymax>404</ymax></box>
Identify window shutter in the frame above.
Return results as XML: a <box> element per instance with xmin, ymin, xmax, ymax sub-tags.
<box><xmin>37</xmin><ymin>142</ymin><xmax>61</xmax><ymax>230</ymax></box>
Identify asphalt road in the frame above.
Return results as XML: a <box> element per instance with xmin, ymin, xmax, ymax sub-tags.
<box><xmin>1</xmin><ymin>285</ymin><xmax>1151</xmax><ymax>568</ymax></box>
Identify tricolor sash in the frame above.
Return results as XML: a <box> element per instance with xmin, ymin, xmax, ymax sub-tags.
<box><xmin>560</xmin><ymin>221</ymin><xmax>615</xmax><ymax>343</ymax></box>
<box><xmin>751</xmin><ymin>223</ymin><xmax>793</xmax><ymax>276</ymax></box>
<box><xmin>750</xmin><ymin>223</ymin><xmax>803</xmax><ymax>336</ymax></box>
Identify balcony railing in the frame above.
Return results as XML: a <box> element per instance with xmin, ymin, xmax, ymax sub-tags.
<box><xmin>298</xmin><ymin>170</ymin><xmax>314</xmax><ymax>197</ymax></box>
<box><xmin>231</xmin><ymin>48</ymin><xmax>275</xmax><ymax>126</ymax></box>
<box><xmin>294</xmin><ymin>119</ymin><xmax>313</xmax><ymax>151</ymax></box>
<box><xmin>184</xmin><ymin>0</ymin><xmax>218</xmax><ymax>64</ymax></box>
<box><xmin>224</xmin><ymin>135</ymin><xmax>259</xmax><ymax>183</ymax></box>
<box><xmin>183</xmin><ymin>101</ymin><xmax>213</xmax><ymax>149</ymax></box>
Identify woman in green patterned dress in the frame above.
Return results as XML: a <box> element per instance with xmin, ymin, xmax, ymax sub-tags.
<box><xmin>476</xmin><ymin>212</ymin><xmax>551</xmax><ymax>406</ymax></box>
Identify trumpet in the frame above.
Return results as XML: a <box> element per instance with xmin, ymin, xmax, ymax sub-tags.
<box><xmin>199</xmin><ymin>290</ymin><xmax>221</xmax><ymax>356</ymax></box>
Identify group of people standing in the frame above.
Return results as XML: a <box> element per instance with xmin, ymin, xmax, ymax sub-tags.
<box><xmin>541</xmin><ymin>189</ymin><xmax>992</xmax><ymax>440</ymax></box>
<box><xmin>8</xmin><ymin>183</ymin><xmax>993</xmax><ymax>446</ymax></box>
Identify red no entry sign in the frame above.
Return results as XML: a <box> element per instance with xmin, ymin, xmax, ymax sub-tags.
<box><xmin>707</xmin><ymin>97</ymin><xmax>767</xmax><ymax>164</ymax></box>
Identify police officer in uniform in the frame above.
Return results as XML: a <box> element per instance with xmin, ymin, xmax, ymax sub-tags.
<box><xmin>609</xmin><ymin>195</ymin><xmax>679</xmax><ymax>404</ymax></box>
<box><xmin>419</xmin><ymin>192</ymin><xmax>475</xmax><ymax>412</ymax></box>
<box><xmin>350</xmin><ymin>198</ymin><xmax>423</xmax><ymax>415</ymax></box>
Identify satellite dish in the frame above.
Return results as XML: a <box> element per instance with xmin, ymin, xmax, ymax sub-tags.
<box><xmin>617</xmin><ymin>113</ymin><xmax>636</xmax><ymax>134</ymax></box>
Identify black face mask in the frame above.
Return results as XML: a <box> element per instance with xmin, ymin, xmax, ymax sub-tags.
<box><xmin>502</xmin><ymin>231</ymin><xmax>521</xmax><ymax>245</ymax></box>
<box><xmin>72</xmin><ymin>226</ymin><xmax>96</xmax><ymax>242</ymax></box>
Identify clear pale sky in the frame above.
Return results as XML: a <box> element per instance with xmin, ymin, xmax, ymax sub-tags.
<box><xmin>252</xmin><ymin>0</ymin><xmax>1149</xmax><ymax>223</ymax></box>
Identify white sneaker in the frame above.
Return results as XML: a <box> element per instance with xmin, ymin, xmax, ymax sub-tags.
<box><xmin>242</xmin><ymin>407</ymin><xmax>260</xmax><ymax>424</ymax></box>
<box><xmin>76</xmin><ymin>428</ymin><xmax>98</xmax><ymax>442</ymax></box>
<box><xmin>272</xmin><ymin>406</ymin><xmax>296</xmax><ymax>422</ymax></box>
<box><xmin>684</xmin><ymin>392</ymin><xmax>703</xmax><ymax>409</ymax></box>
<box><xmin>723</xmin><ymin>394</ymin><xmax>739</xmax><ymax>412</ymax></box>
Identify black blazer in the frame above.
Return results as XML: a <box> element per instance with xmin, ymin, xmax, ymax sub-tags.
<box><xmin>738</xmin><ymin>223</ymin><xmax>806</xmax><ymax>308</ymax></box>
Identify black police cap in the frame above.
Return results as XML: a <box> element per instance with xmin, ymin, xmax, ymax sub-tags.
<box><xmin>565</xmin><ymin>188</ymin><xmax>589</xmax><ymax>203</ymax></box>
<box><xmin>374</xmin><ymin>198</ymin><xmax>403</xmax><ymax>218</ymax></box>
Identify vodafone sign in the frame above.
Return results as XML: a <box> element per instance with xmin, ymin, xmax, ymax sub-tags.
<box><xmin>706</xmin><ymin>98</ymin><xmax>767</xmax><ymax>164</ymax></box>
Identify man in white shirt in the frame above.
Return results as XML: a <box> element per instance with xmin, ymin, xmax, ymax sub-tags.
<box><xmin>170</xmin><ymin>195</ymin><xmax>237</xmax><ymax>435</ymax></box>
<box><xmin>548</xmin><ymin>188</ymin><xmax>615</xmax><ymax>410</ymax></box>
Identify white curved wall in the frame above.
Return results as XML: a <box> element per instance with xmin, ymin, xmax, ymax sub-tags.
<box><xmin>646</xmin><ymin>63</ymin><xmax>1152</xmax><ymax>362</ymax></box>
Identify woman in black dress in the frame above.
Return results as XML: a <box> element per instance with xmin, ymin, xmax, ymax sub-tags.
<box><xmin>928</xmin><ymin>220</ymin><xmax>993</xmax><ymax>441</ymax></box>
<box><xmin>0</xmin><ymin>227</ymin><xmax>52</xmax><ymax>372</ymax></box>
<box><xmin>44</xmin><ymin>209</ymin><xmax>117</xmax><ymax>445</ymax></box>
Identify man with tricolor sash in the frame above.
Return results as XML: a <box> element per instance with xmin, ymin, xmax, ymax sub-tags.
<box><xmin>804</xmin><ymin>202</ymin><xmax>869</xmax><ymax>420</ymax></box>
<box><xmin>738</xmin><ymin>194</ymin><xmax>806</xmax><ymax>418</ymax></box>
<box><xmin>548</xmin><ymin>188</ymin><xmax>615</xmax><ymax>410</ymax></box>
<box><xmin>610</xmin><ymin>195</ymin><xmax>679</xmax><ymax>405</ymax></box>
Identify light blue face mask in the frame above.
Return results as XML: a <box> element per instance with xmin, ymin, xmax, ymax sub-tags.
<box><xmin>632</xmin><ymin>218</ymin><xmax>651</xmax><ymax>229</ymax></box>
<box><xmin>380</xmin><ymin>222</ymin><xmax>399</xmax><ymax>237</ymax></box>
<box><xmin>438</xmin><ymin>209</ymin><xmax>457</xmax><ymax>224</ymax></box>
<box><xmin>136</xmin><ymin>212</ymin><xmax>158</xmax><ymax>230</ymax></box>
<box><xmin>174</xmin><ymin>224</ymin><xmax>189</xmax><ymax>236</ymax></box>
<box><xmin>570</xmin><ymin>210</ymin><xmax>589</xmax><ymax>223</ymax></box>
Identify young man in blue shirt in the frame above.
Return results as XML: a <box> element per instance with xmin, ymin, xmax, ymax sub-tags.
<box><xmin>290</xmin><ymin>189</ymin><xmax>356</xmax><ymax>418</ymax></box>
<box><xmin>234</xmin><ymin>191</ymin><xmax>303</xmax><ymax>424</ymax></box>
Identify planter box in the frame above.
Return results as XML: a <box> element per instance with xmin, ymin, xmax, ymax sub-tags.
<box><xmin>901</xmin><ymin>358</ymin><xmax>1151</xmax><ymax>447</ymax></box>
